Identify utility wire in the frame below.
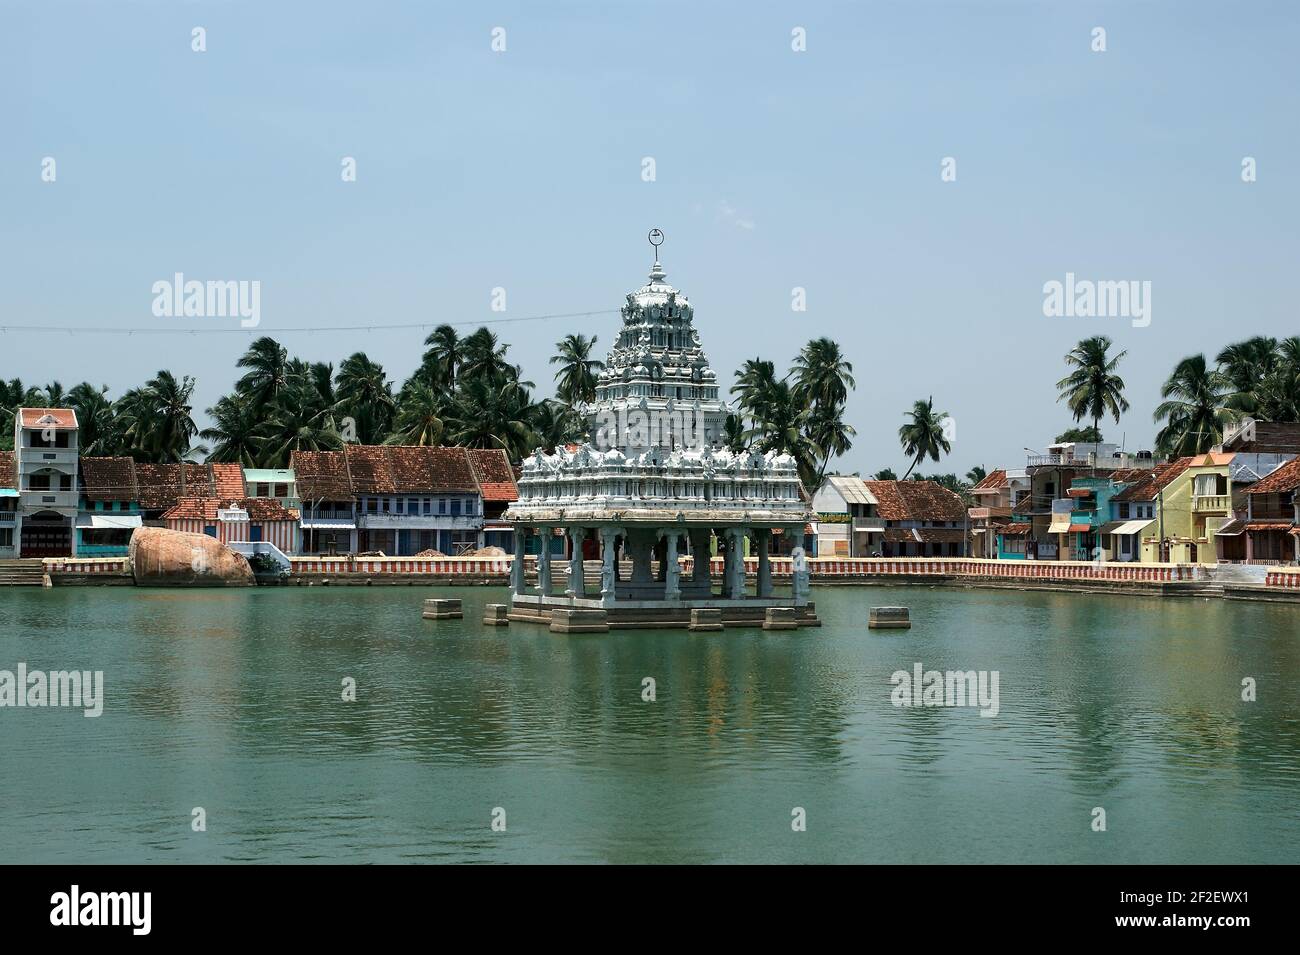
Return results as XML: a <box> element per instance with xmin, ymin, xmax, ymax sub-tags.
<box><xmin>0</xmin><ymin>309</ymin><xmax>622</xmax><ymax>336</ymax></box>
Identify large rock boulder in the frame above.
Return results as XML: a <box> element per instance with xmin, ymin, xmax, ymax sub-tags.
<box><xmin>129</xmin><ymin>526</ymin><xmax>255</xmax><ymax>587</ymax></box>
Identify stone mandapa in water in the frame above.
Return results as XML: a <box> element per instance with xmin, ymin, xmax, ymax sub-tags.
<box><xmin>128</xmin><ymin>526</ymin><xmax>255</xmax><ymax>587</ymax></box>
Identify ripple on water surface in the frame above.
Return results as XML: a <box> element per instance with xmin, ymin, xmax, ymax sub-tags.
<box><xmin>0</xmin><ymin>584</ymin><xmax>1297</xmax><ymax>863</ymax></box>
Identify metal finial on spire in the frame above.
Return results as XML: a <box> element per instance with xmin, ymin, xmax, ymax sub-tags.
<box><xmin>647</xmin><ymin>228</ymin><xmax>666</xmax><ymax>282</ymax></box>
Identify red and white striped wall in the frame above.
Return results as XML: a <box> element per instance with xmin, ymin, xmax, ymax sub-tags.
<box><xmin>166</xmin><ymin>519</ymin><xmax>297</xmax><ymax>555</ymax></box>
<box><xmin>44</xmin><ymin>557</ymin><xmax>131</xmax><ymax>575</ymax></box>
<box><xmin>289</xmin><ymin>556</ymin><xmax>526</xmax><ymax>576</ymax></box>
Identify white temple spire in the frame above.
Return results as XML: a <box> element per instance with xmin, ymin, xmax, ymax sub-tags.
<box><xmin>647</xmin><ymin>227</ymin><xmax>666</xmax><ymax>284</ymax></box>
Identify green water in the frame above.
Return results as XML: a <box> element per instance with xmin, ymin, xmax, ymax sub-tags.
<box><xmin>0</xmin><ymin>585</ymin><xmax>1296</xmax><ymax>863</ymax></box>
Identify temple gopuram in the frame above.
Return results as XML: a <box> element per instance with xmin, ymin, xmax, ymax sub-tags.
<box><xmin>502</xmin><ymin>232</ymin><xmax>816</xmax><ymax>630</ymax></box>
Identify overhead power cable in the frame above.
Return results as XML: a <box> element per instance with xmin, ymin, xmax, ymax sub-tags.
<box><xmin>0</xmin><ymin>309</ymin><xmax>622</xmax><ymax>336</ymax></box>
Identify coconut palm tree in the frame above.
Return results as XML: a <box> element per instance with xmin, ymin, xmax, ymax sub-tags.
<box><xmin>235</xmin><ymin>337</ymin><xmax>290</xmax><ymax>407</ymax></box>
<box><xmin>386</xmin><ymin>381</ymin><xmax>446</xmax><ymax>446</ymax></box>
<box><xmin>721</xmin><ymin>413</ymin><xmax>748</xmax><ymax>453</ymax></box>
<box><xmin>68</xmin><ymin>382</ymin><xmax>121</xmax><ymax>456</ymax></box>
<box><xmin>806</xmin><ymin>400</ymin><xmax>856</xmax><ymax>487</ymax></box>
<box><xmin>0</xmin><ymin>380</ymin><xmax>44</xmax><ymax>450</ymax></box>
<box><xmin>530</xmin><ymin>398</ymin><xmax>584</xmax><ymax>453</ymax></box>
<box><xmin>965</xmin><ymin>465</ymin><xmax>987</xmax><ymax>485</ymax></box>
<box><xmin>42</xmin><ymin>381</ymin><xmax>68</xmax><ymax>407</ymax></box>
<box><xmin>1215</xmin><ymin>336</ymin><xmax>1278</xmax><ymax>415</ymax></box>
<box><xmin>120</xmin><ymin>370</ymin><xmax>201</xmax><ymax>462</ymax></box>
<box><xmin>1153</xmin><ymin>354</ymin><xmax>1234</xmax><ymax>456</ymax></box>
<box><xmin>458</xmin><ymin>328</ymin><xmax>512</xmax><ymax>383</ymax></box>
<box><xmin>1056</xmin><ymin>336</ymin><xmax>1129</xmax><ymax>438</ymax></box>
<box><xmin>336</xmin><ymin>352</ymin><xmax>395</xmax><ymax>444</ymax></box>
<box><xmin>422</xmin><ymin>325</ymin><xmax>463</xmax><ymax>390</ymax></box>
<box><xmin>201</xmin><ymin>394</ymin><xmax>263</xmax><ymax>466</ymax></box>
<box><xmin>550</xmin><ymin>334</ymin><xmax>605</xmax><ymax>406</ymax></box>
<box><xmin>258</xmin><ymin>398</ymin><xmax>344</xmax><ymax>466</ymax></box>
<box><xmin>791</xmin><ymin>337</ymin><xmax>856</xmax><ymax>408</ymax></box>
<box><xmin>731</xmin><ymin>358</ymin><xmax>778</xmax><ymax>420</ymax></box>
<box><xmin>446</xmin><ymin>372</ymin><xmax>538</xmax><ymax>460</ymax></box>
<box><xmin>898</xmin><ymin>396</ymin><xmax>951</xmax><ymax>479</ymax></box>
<box><xmin>749</xmin><ymin>380</ymin><xmax>821</xmax><ymax>488</ymax></box>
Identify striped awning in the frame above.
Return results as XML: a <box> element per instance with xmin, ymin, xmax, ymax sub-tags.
<box><xmin>75</xmin><ymin>514</ymin><xmax>142</xmax><ymax>530</ymax></box>
<box><xmin>1112</xmin><ymin>519</ymin><xmax>1153</xmax><ymax>536</ymax></box>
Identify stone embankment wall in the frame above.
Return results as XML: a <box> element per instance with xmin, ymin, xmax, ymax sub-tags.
<box><xmin>37</xmin><ymin>552</ymin><xmax>1300</xmax><ymax>600</ymax></box>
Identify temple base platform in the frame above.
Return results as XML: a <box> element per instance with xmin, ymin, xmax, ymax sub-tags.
<box><xmin>507</xmin><ymin>594</ymin><xmax>820</xmax><ymax>630</ymax></box>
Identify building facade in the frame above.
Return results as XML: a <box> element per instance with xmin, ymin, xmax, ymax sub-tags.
<box><xmin>0</xmin><ymin>451</ymin><xmax>18</xmax><ymax>558</ymax></box>
<box><xmin>1241</xmin><ymin>457</ymin><xmax>1300</xmax><ymax>563</ymax></box>
<box><xmin>13</xmin><ymin>408</ymin><xmax>80</xmax><ymax>557</ymax></box>
<box><xmin>292</xmin><ymin>445</ymin><xmax>518</xmax><ymax>556</ymax></box>
<box><xmin>812</xmin><ymin>475</ymin><xmax>884</xmax><ymax>557</ymax></box>
<box><xmin>77</xmin><ymin>456</ymin><xmax>143</xmax><ymax>557</ymax></box>
<box><xmin>162</xmin><ymin>497</ymin><xmax>299</xmax><ymax>552</ymax></box>
<box><xmin>242</xmin><ymin>468</ymin><xmax>300</xmax><ymax>512</ymax></box>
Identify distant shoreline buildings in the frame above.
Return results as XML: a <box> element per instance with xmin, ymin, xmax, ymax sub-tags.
<box><xmin>4</xmin><ymin>409</ymin><xmax>1299</xmax><ymax>568</ymax></box>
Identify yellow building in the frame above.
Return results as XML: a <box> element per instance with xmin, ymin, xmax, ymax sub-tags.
<box><xmin>1110</xmin><ymin>454</ymin><xmax>1233</xmax><ymax>564</ymax></box>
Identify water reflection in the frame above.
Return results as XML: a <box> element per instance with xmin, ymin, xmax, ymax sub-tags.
<box><xmin>0</xmin><ymin>584</ymin><xmax>1296</xmax><ymax>863</ymax></box>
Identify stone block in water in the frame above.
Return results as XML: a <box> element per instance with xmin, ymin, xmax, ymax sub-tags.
<box><xmin>422</xmin><ymin>598</ymin><xmax>463</xmax><ymax>620</ymax></box>
<box><xmin>762</xmin><ymin>607</ymin><xmax>799</xmax><ymax>630</ymax></box>
<box><xmin>549</xmin><ymin>608</ymin><xmax>609</xmax><ymax>633</ymax></box>
<box><xmin>869</xmin><ymin>606</ymin><xmax>911</xmax><ymax>629</ymax></box>
<box><xmin>689</xmin><ymin>608</ymin><xmax>724</xmax><ymax>632</ymax></box>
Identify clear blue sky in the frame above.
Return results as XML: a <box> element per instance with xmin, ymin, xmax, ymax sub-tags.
<box><xmin>4</xmin><ymin>1</ymin><xmax>1297</xmax><ymax>475</ymax></box>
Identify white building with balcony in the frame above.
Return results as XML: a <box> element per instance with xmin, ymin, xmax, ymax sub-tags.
<box><xmin>13</xmin><ymin>408</ymin><xmax>80</xmax><ymax>557</ymax></box>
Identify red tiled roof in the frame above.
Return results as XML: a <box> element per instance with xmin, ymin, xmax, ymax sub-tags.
<box><xmin>135</xmin><ymin>463</ymin><xmax>213</xmax><ymax>510</ymax></box>
<box><xmin>971</xmin><ymin>469</ymin><xmax>1007</xmax><ymax>491</ymax></box>
<box><xmin>344</xmin><ymin>445</ymin><xmax>397</xmax><ymax>494</ymax></box>
<box><xmin>209</xmin><ymin>462</ymin><xmax>246</xmax><ymax>498</ymax></box>
<box><xmin>18</xmin><ymin>407</ymin><xmax>78</xmax><ymax>430</ymax></box>
<box><xmin>914</xmin><ymin>527</ymin><xmax>967</xmax><ymax>543</ymax></box>
<box><xmin>1247</xmin><ymin>457</ymin><xmax>1300</xmax><ymax>496</ymax></box>
<box><xmin>467</xmin><ymin>448</ymin><xmax>518</xmax><ymax>502</ymax></box>
<box><xmin>79</xmin><ymin>456</ymin><xmax>139</xmax><ymax>502</ymax></box>
<box><xmin>291</xmin><ymin>450</ymin><xmax>353</xmax><ymax>501</ymax></box>
<box><xmin>0</xmin><ymin>451</ymin><xmax>15</xmax><ymax>489</ymax></box>
<box><xmin>1111</xmin><ymin>458</ymin><xmax>1193</xmax><ymax>502</ymax></box>
<box><xmin>287</xmin><ymin>446</ymin><xmax>521</xmax><ymax>500</ymax></box>
<box><xmin>162</xmin><ymin>497</ymin><xmax>296</xmax><ymax>522</ymax></box>
<box><xmin>385</xmin><ymin>446</ymin><xmax>477</xmax><ymax>493</ymax></box>
<box><xmin>863</xmin><ymin>480</ymin><xmax>967</xmax><ymax>522</ymax></box>
<box><xmin>1108</xmin><ymin>468</ymin><xmax>1146</xmax><ymax>483</ymax></box>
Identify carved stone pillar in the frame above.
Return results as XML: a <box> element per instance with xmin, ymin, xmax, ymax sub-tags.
<box><xmin>725</xmin><ymin>527</ymin><xmax>747</xmax><ymax>598</ymax></box>
<box><xmin>629</xmin><ymin>530</ymin><xmax>654</xmax><ymax>585</ymax></box>
<box><xmin>567</xmin><ymin>526</ymin><xmax>586</xmax><ymax>598</ymax></box>
<box><xmin>660</xmin><ymin>529</ymin><xmax>681</xmax><ymax>601</ymax></box>
<box><xmin>756</xmin><ymin>529</ymin><xmax>773</xmax><ymax>598</ymax></box>
<box><xmin>690</xmin><ymin>530</ymin><xmax>713</xmax><ymax>588</ymax></box>
<box><xmin>599</xmin><ymin>526</ymin><xmax>623</xmax><ymax>601</ymax></box>
<box><xmin>791</xmin><ymin>545</ymin><xmax>810</xmax><ymax>607</ymax></box>
<box><xmin>510</xmin><ymin>528</ymin><xmax>526</xmax><ymax>595</ymax></box>
<box><xmin>536</xmin><ymin>525</ymin><xmax>552</xmax><ymax>596</ymax></box>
